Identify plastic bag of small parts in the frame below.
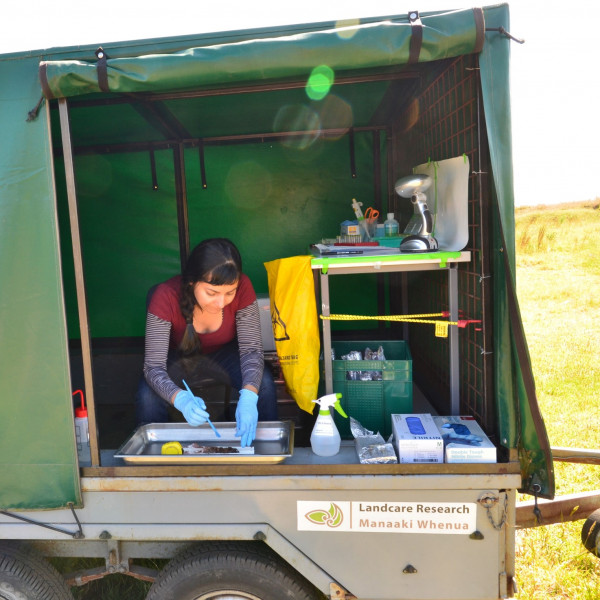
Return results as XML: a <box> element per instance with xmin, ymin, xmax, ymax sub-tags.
<box><xmin>350</xmin><ymin>417</ymin><xmax>398</xmax><ymax>464</ymax></box>
<box><xmin>342</xmin><ymin>346</ymin><xmax>385</xmax><ymax>381</ymax></box>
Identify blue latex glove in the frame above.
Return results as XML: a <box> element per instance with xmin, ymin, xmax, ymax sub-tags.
<box><xmin>441</xmin><ymin>423</ymin><xmax>483</xmax><ymax>446</ymax></box>
<box><xmin>235</xmin><ymin>389</ymin><xmax>258</xmax><ymax>447</ymax></box>
<box><xmin>174</xmin><ymin>390</ymin><xmax>209</xmax><ymax>426</ymax></box>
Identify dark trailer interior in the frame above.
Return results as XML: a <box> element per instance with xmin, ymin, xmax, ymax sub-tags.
<box><xmin>0</xmin><ymin>4</ymin><xmax>553</xmax><ymax>510</ymax></box>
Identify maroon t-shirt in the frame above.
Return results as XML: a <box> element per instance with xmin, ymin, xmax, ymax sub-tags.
<box><xmin>148</xmin><ymin>273</ymin><xmax>256</xmax><ymax>354</ymax></box>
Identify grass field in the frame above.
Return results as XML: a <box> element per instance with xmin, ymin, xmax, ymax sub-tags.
<box><xmin>513</xmin><ymin>200</ymin><xmax>600</xmax><ymax>599</ymax></box>
<box><xmin>61</xmin><ymin>201</ymin><xmax>600</xmax><ymax>599</ymax></box>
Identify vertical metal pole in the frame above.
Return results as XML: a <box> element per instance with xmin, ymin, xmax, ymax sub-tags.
<box><xmin>372</xmin><ymin>130</ymin><xmax>381</xmax><ymax>210</ymax></box>
<box><xmin>448</xmin><ymin>263</ymin><xmax>459</xmax><ymax>414</ymax></box>
<box><xmin>173</xmin><ymin>143</ymin><xmax>189</xmax><ymax>270</ymax></box>
<box><xmin>475</xmin><ymin>58</ymin><xmax>494</xmax><ymax>430</ymax></box>
<box><xmin>58</xmin><ymin>98</ymin><xmax>100</xmax><ymax>467</ymax></box>
<box><xmin>401</xmin><ymin>273</ymin><xmax>409</xmax><ymax>341</ymax></box>
<box><xmin>319</xmin><ymin>271</ymin><xmax>333</xmax><ymax>394</ymax></box>
<box><xmin>372</xmin><ymin>131</ymin><xmax>386</xmax><ymax>334</ymax></box>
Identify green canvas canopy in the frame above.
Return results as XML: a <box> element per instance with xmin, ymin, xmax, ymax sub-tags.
<box><xmin>0</xmin><ymin>3</ymin><xmax>553</xmax><ymax>510</ymax></box>
<box><xmin>39</xmin><ymin>8</ymin><xmax>484</xmax><ymax>99</ymax></box>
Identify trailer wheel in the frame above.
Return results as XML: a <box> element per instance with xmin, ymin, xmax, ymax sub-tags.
<box><xmin>146</xmin><ymin>541</ymin><xmax>325</xmax><ymax>600</ymax></box>
<box><xmin>581</xmin><ymin>508</ymin><xmax>600</xmax><ymax>558</ymax></box>
<box><xmin>0</xmin><ymin>542</ymin><xmax>73</xmax><ymax>600</ymax></box>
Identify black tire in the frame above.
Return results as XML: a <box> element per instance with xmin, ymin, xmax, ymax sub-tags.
<box><xmin>581</xmin><ymin>508</ymin><xmax>600</xmax><ymax>558</ymax></box>
<box><xmin>146</xmin><ymin>541</ymin><xmax>325</xmax><ymax>600</ymax></box>
<box><xmin>0</xmin><ymin>542</ymin><xmax>73</xmax><ymax>600</ymax></box>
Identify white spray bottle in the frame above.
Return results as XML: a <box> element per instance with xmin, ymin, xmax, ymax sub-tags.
<box><xmin>310</xmin><ymin>393</ymin><xmax>348</xmax><ymax>457</ymax></box>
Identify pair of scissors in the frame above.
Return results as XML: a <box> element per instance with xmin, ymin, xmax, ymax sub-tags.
<box><xmin>364</xmin><ymin>207</ymin><xmax>380</xmax><ymax>221</ymax></box>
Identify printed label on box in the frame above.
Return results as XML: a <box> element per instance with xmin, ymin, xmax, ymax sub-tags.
<box><xmin>391</xmin><ymin>414</ymin><xmax>444</xmax><ymax>463</ymax></box>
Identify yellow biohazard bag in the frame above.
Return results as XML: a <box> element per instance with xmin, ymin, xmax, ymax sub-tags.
<box><xmin>264</xmin><ymin>255</ymin><xmax>320</xmax><ymax>413</ymax></box>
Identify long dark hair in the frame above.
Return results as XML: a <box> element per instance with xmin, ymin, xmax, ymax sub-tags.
<box><xmin>179</xmin><ymin>238</ymin><xmax>242</xmax><ymax>355</ymax></box>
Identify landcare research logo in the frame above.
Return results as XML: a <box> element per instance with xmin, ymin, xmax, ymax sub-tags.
<box><xmin>297</xmin><ymin>500</ymin><xmax>477</xmax><ymax>534</ymax></box>
<box><xmin>304</xmin><ymin>502</ymin><xmax>344</xmax><ymax>528</ymax></box>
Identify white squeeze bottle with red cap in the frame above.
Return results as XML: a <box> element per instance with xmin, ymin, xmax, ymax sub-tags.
<box><xmin>73</xmin><ymin>389</ymin><xmax>91</xmax><ymax>464</ymax></box>
<box><xmin>310</xmin><ymin>393</ymin><xmax>348</xmax><ymax>457</ymax></box>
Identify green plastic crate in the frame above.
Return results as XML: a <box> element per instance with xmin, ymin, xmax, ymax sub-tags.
<box><xmin>329</xmin><ymin>340</ymin><xmax>412</xmax><ymax>438</ymax></box>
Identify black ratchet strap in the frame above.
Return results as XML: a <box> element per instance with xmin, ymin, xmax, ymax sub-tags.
<box><xmin>95</xmin><ymin>47</ymin><xmax>110</xmax><ymax>93</ymax></box>
<box><xmin>407</xmin><ymin>11</ymin><xmax>423</xmax><ymax>65</ymax></box>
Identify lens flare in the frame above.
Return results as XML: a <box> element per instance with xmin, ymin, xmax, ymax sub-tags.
<box><xmin>316</xmin><ymin>94</ymin><xmax>353</xmax><ymax>139</ymax></box>
<box><xmin>335</xmin><ymin>19</ymin><xmax>360</xmax><ymax>40</ymax></box>
<box><xmin>306</xmin><ymin>65</ymin><xmax>335</xmax><ymax>101</ymax></box>
<box><xmin>273</xmin><ymin>104</ymin><xmax>322</xmax><ymax>150</ymax></box>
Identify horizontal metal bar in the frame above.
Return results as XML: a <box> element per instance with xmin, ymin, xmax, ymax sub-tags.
<box><xmin>516</xmin><ymin>490</ymin><xmax>600</xmax><ymax>529</ymax></box>
<box><xmin>61</xmin><ymin>70</ymin><xmax>420</xmax><ymax>109</ymax></box>
<box><xmin>552</xmin><ymin>447</ymin><xmax>600</xmax><ymax>465</ymax></box>
<box><xmin>57</xmin><ymin>125</ymin><xmax>389</xmax><ymax>157</ymax></box>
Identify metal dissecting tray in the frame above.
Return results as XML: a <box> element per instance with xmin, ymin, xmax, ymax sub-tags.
<box><xmin>114</xmin><ymin>421</ymin><xmax>294</xmax><ymax>465</ymax></box>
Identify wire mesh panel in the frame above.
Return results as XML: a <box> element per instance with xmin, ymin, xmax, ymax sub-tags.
<box><xmin>391</xmin><ymin>54</ymin><xmax>494</xmax><ymax>433</ymax></box>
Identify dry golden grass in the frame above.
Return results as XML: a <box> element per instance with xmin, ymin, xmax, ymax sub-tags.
<box><xmin>514</xmin><ymin>200</ymin><xmax>600</xmax><ymax>599</ymax></box>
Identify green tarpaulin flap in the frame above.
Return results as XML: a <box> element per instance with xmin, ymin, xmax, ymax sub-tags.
<box><xmin>479</xmin><ymin>4</ymin><xmax>554</xmax><ymax>497</ymax></box>
<box><xmin>0</xmin><ymin>57</ymin><xmax>81</xmax><ymax>510</ymax></box>
<box><xmin>39</xmin><ymin>8</ymin><xmax>483</xmax><ymax>99</ymax></box>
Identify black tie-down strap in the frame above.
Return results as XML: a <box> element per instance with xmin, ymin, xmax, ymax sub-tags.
<box><xmin>408</xmin><ymin>7</ymin><xmax>486</xmax><ymax>64</ymax></box>
<box><xmin>407</xmin><ymin>11</ymin><xmax>423</xmax><ymax>65</ymax></box>
<box><xmin>95</xmin><ymin>47</ymin><xmax>110</xmax><ymax>93</ymax></box>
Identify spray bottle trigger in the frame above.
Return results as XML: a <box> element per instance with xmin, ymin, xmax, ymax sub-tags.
<box><xmin>333</xmin><ymin>394</ymin><xmax>348</xmax><ymax>419</ymax></box>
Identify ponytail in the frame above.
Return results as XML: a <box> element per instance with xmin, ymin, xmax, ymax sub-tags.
<box><xmin>179</xmin><ymin>281</ymin><xmax>203</xmax><ymax>356</ymax></box>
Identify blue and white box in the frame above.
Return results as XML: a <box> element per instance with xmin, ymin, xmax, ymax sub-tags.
<box><xmin>391</xmin><ymin>413</ymin><xmax>444</xmax><ymax>463</ymax></box>
<box><xmin>433</xmin><ymin>416</ymin><xmax>497</xmax><ymax>463</ymax></box>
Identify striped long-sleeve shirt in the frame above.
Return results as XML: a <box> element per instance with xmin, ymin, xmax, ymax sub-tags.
<box><xmin>143</xmin><ymin>274</ymin><xmax>264</xmax><ymax>403</ymax></box>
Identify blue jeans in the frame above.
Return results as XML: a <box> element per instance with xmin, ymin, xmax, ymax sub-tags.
<box><xmin>135</xmin><ymin>342</ymin><xmax>278</xmax><ymax>425</ymax></box>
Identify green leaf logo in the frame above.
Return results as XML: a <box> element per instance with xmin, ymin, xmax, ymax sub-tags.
<box><xmin>305</xmin><ymin>503</ymin><xmax>344</xmax><ymax>528</ymax></box>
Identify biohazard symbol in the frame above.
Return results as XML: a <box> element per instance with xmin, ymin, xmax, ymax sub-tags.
<box><xmin>271</xmin><ymin>301</ymin><xmax>290</xmax><ymax>342</ymax></box>
<box><xmin>305</xmin><ymin>503</ymin><xmax>344</xmax><ymax>528</ymax></box>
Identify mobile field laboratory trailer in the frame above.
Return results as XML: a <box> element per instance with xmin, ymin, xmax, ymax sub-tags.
<box><xmin>0</xmin><ymin>4</ymin><xmax>564</xmax><ymax>599</ymax></box>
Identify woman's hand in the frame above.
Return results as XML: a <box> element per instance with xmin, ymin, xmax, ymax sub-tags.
<box><xmin>235</xmin><ymin>388</ymin><xmax>258</xmax><ymax>447</ymax></box>
<box><xmin>173</xmin><ymin>390</ymin><xmax>209</xmax><ymax>426</ymax></box>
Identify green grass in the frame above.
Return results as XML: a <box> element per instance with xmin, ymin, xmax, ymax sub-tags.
<box><xmin>514</xmin><ymin>200</ymin><xmax>600</xmax><ymax>599</ymax></box>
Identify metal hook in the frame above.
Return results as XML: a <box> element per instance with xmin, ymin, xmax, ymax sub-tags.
<box><xmin>485</xmin><ymin>26</ymin><xmax>525</xmax><ymax>44</ymax></box>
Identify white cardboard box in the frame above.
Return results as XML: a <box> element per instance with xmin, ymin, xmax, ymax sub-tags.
<box><xmin>433</xmin><ymin>415</ymin><xmax>497</xmax><ymax>463</ymax></box>
<box><xmin>391</xmin><ymin>414</ymin><xmax>444</xmax><ymax>463</ymax></box>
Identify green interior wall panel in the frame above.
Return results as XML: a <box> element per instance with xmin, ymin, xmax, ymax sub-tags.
<box><xmin>58</xmin><ymin>130</ymin><xmax>380</xmax><ymax>338</ymax></box>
